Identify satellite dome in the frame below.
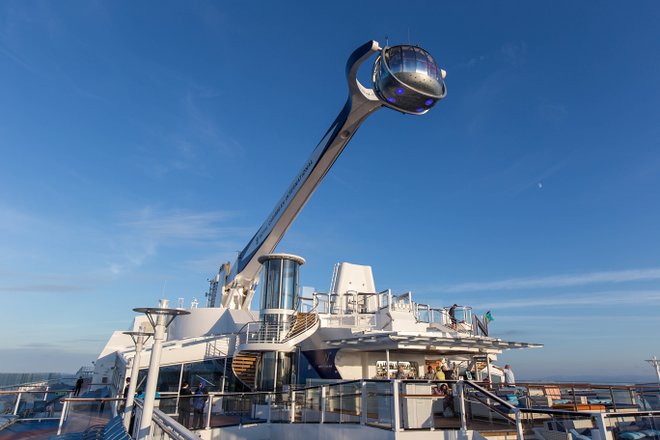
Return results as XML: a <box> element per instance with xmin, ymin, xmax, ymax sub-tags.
<box><xmin>373</xmin><ymin>45</ymin><xmax>446</xmax><ymax>115</ymax></box>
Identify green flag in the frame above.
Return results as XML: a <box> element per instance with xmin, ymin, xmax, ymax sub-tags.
<box><xmin>485</xmin><ymin>311</ymin><xmax>494</xmax><ymax>322</ymax></box>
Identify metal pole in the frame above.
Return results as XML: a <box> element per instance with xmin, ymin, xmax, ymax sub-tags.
<box><xmin>594</xmin><ymin>412</ymin><xmax>613</xmax><ymax>440</ymax></box>
<box><xmin>320</xmin><ymin>385</ymin><xmax>326</xmax><ymax>424</ymax></box>
<box><xmin>486</xmin><ymin>356</ymin><xmax>492</xmax><ymax>384</ymax></box>
<box><xmin>13</xmin><ymin>392</ymin><xmax>21</xmax><ymax>416</ymax></box>
<box><xmin>273</xmin><ymin>352</ymin><xmax>279</xmax><ymax>392</ymax></box>
<box><xmin>515</xmin><ymin>409</ymin><xmax>524</xmax><ymax>440</ymax></box>
<box><xmin>386</xmin><ymin>349</ymin><xmax>391</xmax><ymax>379</ymax></box>
<box><xmin>360</xmin><ymin>381</ymin><xmax>367</xmax><ymax>426</ymax></box>
<box><xmin>392</xmin><ymin>380</ymin><xmax>401</xmax><ymax>432</ymax></box>
<box><xmin>222</xmin><ymin>357</ymin><xmax>227</xmax><ymax>392</ymax></box>
<box><xmin>124</xmin><ymin>332</ymin><xmax>148</xmax><ymax>430</ymax></box>
<box><xmin>137</xmin><ymin>302</ymin><xmax>168</xmax><ymax>440</ymax></box>
<box><xmin>206</xmin><ymin>395</ymin><xmax>212</xmax><ymax>429</ymax></box>
<box><xmin>57</xmin><ymin>400</ymin><xmax>68</xmax><ymax>436</ymax></box>
<box><xmin>458</xmin><ymin>380</ymin><xmax>468</xmax><ymax>433</ymax></box>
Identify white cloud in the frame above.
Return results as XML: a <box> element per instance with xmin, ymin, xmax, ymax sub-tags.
<box><xmin>471</xmin><ymin>289</ymin><xmax>660</xmax><ymax>310</ymax></box>
<box><xmin>107</xmin><ymin>207</ymin><xmax>251</xmax><ymax>275</ymax></box>
<box><xmin>438</xmin><ymin>267</ymin><xmax>660</xmax><ymax>293</ymax></box>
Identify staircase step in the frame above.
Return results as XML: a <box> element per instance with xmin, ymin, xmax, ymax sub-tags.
<box><xmin>232</xmin><ymin>351</ymin><xmax>259</xmax><ymax>391</ymax></box>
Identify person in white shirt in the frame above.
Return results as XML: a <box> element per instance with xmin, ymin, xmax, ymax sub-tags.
<box><xmin>503</xmin><ymin>364</ymin><xmax>515</xmax><ymax>385</ymax></box>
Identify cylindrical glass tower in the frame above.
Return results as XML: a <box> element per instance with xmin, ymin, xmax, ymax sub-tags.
<box><xmin>258</xmin><ymin>253</ymin><xmax>305</xmax><ymax>317</ymax></box>
<box><xmin>256</xmin><ymin>253</ymin><xmax>305</xmax><ymax>391</ymax></box>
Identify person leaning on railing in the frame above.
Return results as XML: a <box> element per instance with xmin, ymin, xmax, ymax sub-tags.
<box><xmin>178</xmin><ymin>382</ymin><xmax>192</xmax><ymax>428</ymax></box>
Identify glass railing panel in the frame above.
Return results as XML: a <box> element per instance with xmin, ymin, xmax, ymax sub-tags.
<box><xmin>299</xmin><ymin>387</ymin><xmax>320</xmax><ymax>422</ymax></box>
<box><xmin>291</xmin><ymin>390</ymin><xmax>305</xmax><ymax>422</ymax></box>
<box><xmin>269</xmin><ymin>392</ymin><xmax>291</xmax><ymax>423</ymax></box>
<box><xmin>365</xmin><ymin>381</ymin><xmax>393</xmax><ymax>429</ymax></box>
<box><xmin>0</xmin><ymin>392</ymin><xmax>20</xmax><ymax>416</ymax></box>
<box><xmin>323</xmin><ymin>383</ymin><xmax>341</xmax><ymax>423</ymax></box>
<box><xmin>463</xmin><ymin>387</ymin><xmax>518</xmax><ymax>432</ymax></box>
<box><xmin>512</xmin><ymin>383</ymin><xmax>646</xmax><ymax>412</ymax></box>
<box><xmin>3</xmin><ymin>390</ymin><xmax>70</xmax><ymax>420</ymax></box>
<box><xmin>208</xmin><ymin>393</ymin><xmax>268</xmax><ymax>427</ymax></box>
<box><xmin>337</xmin><ymin>382</ymin><xmax>360</xmax><ymax>423</ymax></box>
<box><xmin>637</xmin><ymin>385</ymin><xmax>660</xmax><ymax>410</ymax></box>
<box><xmin>156</xmin><ymin>393</ymin><xmax>178</xmax><ymax>416</ymax></box>
<box><xmin>520</xmin><ymin>411</ymin><xmax>598</xmax><ymax>440</ymax></box>
<box><xmin>57</xmin><ymin>398</ymin><xmax>116</xmax><ymax>435</ymax></box>
<box><xmin>400</xmin><ymin>381</ymin><xmax>460</xmax><ymax>430</ymax></box>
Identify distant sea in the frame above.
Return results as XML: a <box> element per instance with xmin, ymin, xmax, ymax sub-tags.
<box><xmin>0</xmin><ymin>372</ymin><xmax>70</xmax><ymax>388</ymax></box>
<box><xmin>522</xmin><ymin>374</ymin><xmax>658</xmax><ymax>385</ymax></box>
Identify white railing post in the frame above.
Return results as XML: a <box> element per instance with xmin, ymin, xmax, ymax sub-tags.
<box><xmin>320</xmin><ymin>386</ymin><xmax>326</xmax><ymax>424</ymax></box>
<box><xmin>13</xmin><ymin>392</ymin><xmax>21</xmax><ymax>416</ymax></box>
<box><xmin>594</xmin><ymin>412</ymin><xmax>613</xmax><ymax>440</ymax></box>
<box><xmin>266</xmin><ymin>394</ymin><xmax>272</xmax><ymax>423</ymax></box>
<box><xmin>206</xmin><ymin>394</ymin><xmax>212</xmax><ymax>429</ymax></box>
<box><xmin>391</xmin><ymin>380</ymin><xmax>401</xmax><ymax>432</ymax></box>
<box><xmin>290</xmin><ymin>390</ymin><xmax>296</xmax><ymax>423</ymax></box>
<box><xmin>515</xmin><ymin>409</ymin><xmax>524</xmax><ymax>440</ymax></box>
<box><xmin>56</xmin><ymin>400</ymin><xmax>68</xmax><ymax>436</ymax></box>
<box><xmin>458</xmin><ymin>380</ymin><xmax>468</xmax><ymax>433</ymax></box>
<box><xmin>360</xmin><ymin>382</ymin><xmax>367</xmax><ymax>426</ymax></box>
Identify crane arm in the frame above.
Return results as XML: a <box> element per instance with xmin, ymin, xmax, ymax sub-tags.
<box><xmin>222</xmin><ymin>40</ymin><xmax>383</xmax><ymax>309</ymax></box>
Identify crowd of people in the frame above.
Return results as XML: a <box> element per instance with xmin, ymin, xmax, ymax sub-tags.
<box><xmin>423</xmin><ymin>361</ymin><xmax>457</xmax><ymax>381</ymax></box>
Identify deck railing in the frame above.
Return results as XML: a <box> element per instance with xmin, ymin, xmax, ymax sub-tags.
<box><xmin>4</xmin><ymin>380</ymin><xmax>658</xmax><ymax>439</ymax></box>
<box><xmin>129</xmin><ymin>379</ymin><xmax>659</xmax><ymax>439</ymax></box>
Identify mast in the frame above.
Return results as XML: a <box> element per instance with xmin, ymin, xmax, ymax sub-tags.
<box><xmin>646</xmin><ymin>356</ymin><xmax>660</xmax><ymax>384</ymax></box>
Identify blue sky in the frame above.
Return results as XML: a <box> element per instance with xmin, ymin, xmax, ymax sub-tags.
<box><xmin>1</xmin><ymin>1</ymin><xmax>659</xmax><ymax>381</ymax></box>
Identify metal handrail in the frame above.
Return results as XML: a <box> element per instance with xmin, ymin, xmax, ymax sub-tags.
<box><xmin>0</xmin><ymin>389</ymin><xmax>73</xmax><ymax>394</ymax></box>
<box><xmin>0</xmin><ymin>380</ymin><xmax>75</xmax><ymax>391</ymax></box>
<box><xmin>464</xmin><ymin>380</ymin><xmax>517</xmax><ymax>410</ymax></box>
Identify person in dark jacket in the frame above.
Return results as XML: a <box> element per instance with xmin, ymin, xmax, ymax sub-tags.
<box><xmin>73</xmin><ymin>377</ymin><xmax>84</xmax><ymax>396</ymax></box>
<box><xmin>178</xmin><ymin>382</ymin><xmax>193</xmax><ymax>428</ymax></box>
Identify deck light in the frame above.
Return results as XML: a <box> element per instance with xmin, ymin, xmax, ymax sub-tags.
<box><xmin>133</xmin><ymin>300</ymin><xmax>189</xmax><ymax>439</ymax></box>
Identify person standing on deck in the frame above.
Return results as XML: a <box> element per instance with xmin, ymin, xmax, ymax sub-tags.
<box><xmin>178</xmin><ymin>382</ymin><xmax>192</xmax><ymax>428</ymax></box>
<box><xmin>449</xmin><ymin>304</ymin><xmax>458</xmax><ymax>328</ymax></box>
<box><xmin>504</xmin><ymin>364</ymin><xmax>516</xmax><ymax>385</ymax></box>
<box><xmin>73</xmin><ymin>377</ymin><xmax>84</xmax><ymax>396</ymax></box>
<box><xmin>434</xmin><ymin>365</ymin><xmax>446</xmax><ymax>381</ymax></box>
<box><xmin>192</xmin><ymin>383</ymin><xmax>208</xmax><ymax>429</ymax></box>
<box><xmin>119</xmin><ymin>377</ymin><xmax>130</xmax><ymax>412</ymax></box>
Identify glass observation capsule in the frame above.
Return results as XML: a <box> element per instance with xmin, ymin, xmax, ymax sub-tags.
<box><xmin>373</xmin><ymin>45</ymin><xmax>446</xmax><ymax>115</ymax></box>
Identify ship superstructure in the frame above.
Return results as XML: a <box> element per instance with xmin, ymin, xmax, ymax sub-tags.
<box><xmin>89</xmin><ymin>40</ymin><xmax>539</xmax><ymax>400</ymax></box>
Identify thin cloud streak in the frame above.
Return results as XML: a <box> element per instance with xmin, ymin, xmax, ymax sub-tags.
<box><xmin>0</xmin><ymin>284</ymin><xmax>88</xmax><ymax>294</ymax></box>
<box><xmin>439</xmin><ymin>267</ymin><xmax>660</xmax><ymax>293</ymax></box>
<box><xmin>471</xmin><ymin>289</ymin><xmax>660</xmax><ymax>310</ymax></box>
